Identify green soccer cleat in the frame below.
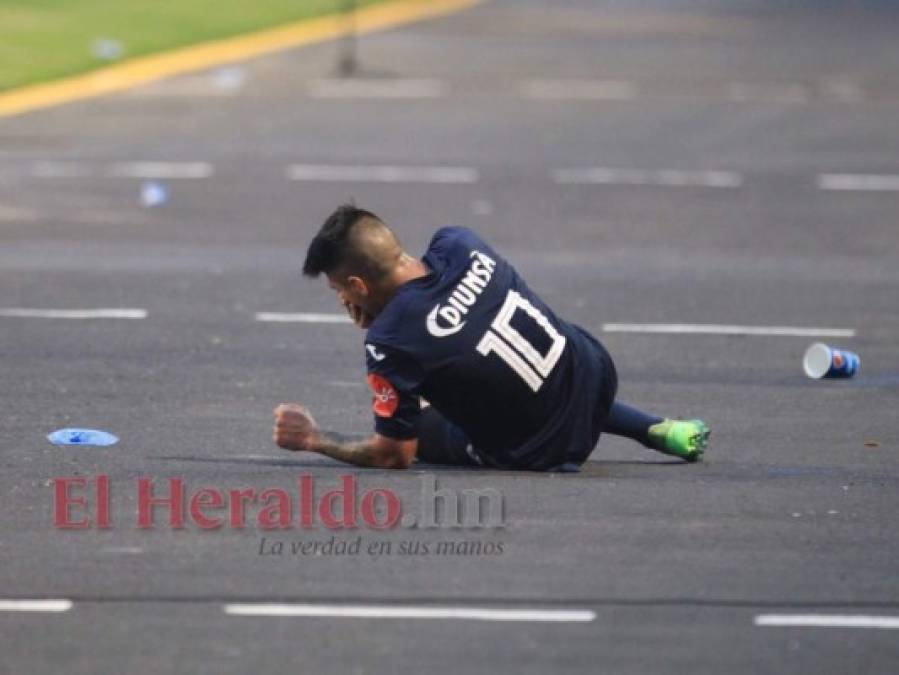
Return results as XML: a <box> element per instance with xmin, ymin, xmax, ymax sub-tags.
<box><xmin>647</xmin><ymin>419</ymin><xmax>709</xmax><ymax>462</ymax></box>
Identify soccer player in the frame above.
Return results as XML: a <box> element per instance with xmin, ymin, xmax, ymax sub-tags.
<box><xmin>273</xmin><ymin>205</ymin><xmax>709</xmax><ymax>471</ymax></box>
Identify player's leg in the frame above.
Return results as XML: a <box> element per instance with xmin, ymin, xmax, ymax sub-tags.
<box><xmin>416</xmin><ymin>406</ymin><xmax>483</xmax><ymax>467</ymax></box>
<box><xmin>605</xmin><ymin>401</ymin><xmax>709</xmax><ymax>462</ymax></box>
<box><xmin>604</xmin><ymin>401</ymin><xmax>663</xmax><ymax>446</ymax></box>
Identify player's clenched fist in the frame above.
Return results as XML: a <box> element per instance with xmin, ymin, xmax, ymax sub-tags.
<box><xmin>273</xmin><ymin>403</ymin><xmax>319</xmax><ymax>451</ymax></box>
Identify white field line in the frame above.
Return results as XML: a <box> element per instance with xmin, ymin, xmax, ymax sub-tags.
<box><xmin>522</xmin><ymin>79</ymin><xmax>638</xmax><ymax>101</ymax></box>
<box><xmin>818</xmin><ymin>174</ymin><xmax>899</xmax><ymax>192</ymax></box>
<box><xmin>30</xmin><ymin>161</ymin><xmax>94</xmax><ymax>178</ymax></box>
<box><xmin>224</xmin><ymin>603</ymin><xmax>596</xmax><ymax>623</ymax></box>
<box><xmin>29</xmin><ymin>161</ymin><xmax>212</xmax><ymax>179</ymax></box>
<box><xmin>107</xmin><ymin>162</ymin><xmax>213</xmax><ymax>179</ymax></box>
<box><xmin>553</xmin><ymin>168</ymin><xmax>742</xmax><ymax>188</ymax></box>
<box><xmin>307</xmin><ymin>78</ymin><xmax>448</xmax><ymax>99</ymax></box>
<box><xmin>755</xmin><ymin>614</ymin><xmax>899</xmax><ymax>630</ymax></box>
<box><xmin>286</xmin><ymin>164</ymin><xmax>478</xmax><ymax>184</ymax></box>
<box><xmin>0</xmin><ymin>600</ymin><xmax>72</xmax><ymax>613</ymax></box>
<box><xmin>601</xmin><ymin>323</ymin><xmax>856</xmax><ymax>338</ymax></box>
<box><xmin>0</xmin><ymin>308</ymin><xmax>147</xmax><ymax>320</ymax></box>
<box><xmin>255</xmin><ymin>312</ymin><xmax>351</xmax><ymax>324</ymax></box>
<box><xmin>0</xmin><ymin>204</ymin><xmax>39</xmax><ymax>222</ymax></box>
<box><xmin>726</xmin><ymin>82</ymin><xmax>809</xmax><ymax>103</ymax></box>
<box><xmin>818</xmin><ymin>80</ymin><xmax>865</xmax><ymax>103</ymax></box>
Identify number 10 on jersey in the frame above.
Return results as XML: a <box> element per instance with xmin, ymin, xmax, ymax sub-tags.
<box><xmin>476</xmin><ymin>290</ymin><xmax>567</xmax><ymax>392</ymax></box>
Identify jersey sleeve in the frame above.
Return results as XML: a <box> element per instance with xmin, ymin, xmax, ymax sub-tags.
<box><xmin>365</xmin><ymin>343</ymin><xmax>424</xmax><ymax>440</ymax></box>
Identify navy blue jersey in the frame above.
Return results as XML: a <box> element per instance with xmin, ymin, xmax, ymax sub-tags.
<box><xmin>364</xmin><ymin>227</ymin><xmax>616</xmax><ymax>470</ymax></box>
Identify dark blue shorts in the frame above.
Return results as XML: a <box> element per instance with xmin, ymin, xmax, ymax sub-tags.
<box><xmin>415</xmin><ymin>332</ymin><xmax>618</xmax><ymax>471</ymax></box>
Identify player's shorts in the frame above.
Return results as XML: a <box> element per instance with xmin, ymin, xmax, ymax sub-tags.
<box><xmin>415</xmin><ymin>331</ymin><xmax>617</xmax><ymax>471</ymax></box>
<box><xmin>416</xmin><ymin>406</ymin><xmax>484</xmax><ymax>467</ymax></box>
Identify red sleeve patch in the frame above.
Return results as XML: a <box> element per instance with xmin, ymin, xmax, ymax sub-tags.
<box><xmin>367</xmin><ymin>374</ymin><xmax>399</xmax><ymax>418</ymax></box>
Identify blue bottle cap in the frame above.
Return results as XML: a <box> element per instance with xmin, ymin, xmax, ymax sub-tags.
<box><xmin>47</xmin><ymin>428</ymin><xmax>119</xmax><ymax>446</ymax></box>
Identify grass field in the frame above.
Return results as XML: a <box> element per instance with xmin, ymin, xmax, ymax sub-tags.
<box><xmin>0</xmin><ymin>0</ymin><xmax>388</xmax><ymax>92</ymax></box>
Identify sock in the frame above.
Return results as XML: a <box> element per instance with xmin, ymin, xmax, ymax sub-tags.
<box><xmin>604</xmin><ymin>401</ymin><xmax>664</xmax><ymax>448</ymax></box>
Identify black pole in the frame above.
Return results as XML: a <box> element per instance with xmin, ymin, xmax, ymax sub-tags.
<box><xmin>337</xmin><ymin>0</ymin><xmax>358</xmax><ymax>76</ymax></box>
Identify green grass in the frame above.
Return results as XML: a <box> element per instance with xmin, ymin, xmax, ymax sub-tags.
<box><xmin>0</xmin><ymin>0</ymin><xmax>389</xmax><ymax>92</ymax></box>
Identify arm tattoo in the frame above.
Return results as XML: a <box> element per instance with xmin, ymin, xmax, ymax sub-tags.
<box><xmin>320</xmin><ymin>430</ymin><xmax>368</xmax><ymax>445</ymax></box>
<box><xmin>308</xmin><ymin>430</ymin><xmax>397</xmax><ymax>468</ymax></box>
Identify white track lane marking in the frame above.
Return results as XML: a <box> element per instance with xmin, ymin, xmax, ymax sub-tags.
<box><xmin>522</xmin><ymin>79</ymin><xmax>638</xmax><ymax>101</ymax></box>
<box><xmin>819</xmin><ymin>80</ymin><xmax>865</xmax><ymax>103</ymax></box>
<box><xmin>755</xmin><ymin>614</ymin><xmax>899</xmax><ymax>630</ymax></box>
<box><xmin>0</xmin><ymin>308</ymin><xmax>147</xmax><ymax>319</ymax></box>
<box><xmin>726</xmin><ymin>82</ymin><xmax>809</xmax><ymax>103</ymax></box>
<box><xmin>818</xmin><ymin>174</ymin><xmax>899</xmax><ymax>192</ymax></box>
<box><xmin>307</xmin><ymin>78</ymin><xmax>448</xmax><ymax>99</ymax></box>
<box><xmin>30</xmin><ymin>161</ymin><xmax>94</xmax><ymax>178</ymax></box>
<box><xmin>257</xmin><ymin>317</ymin><xmax>856</xmax><ymax>337</ymax></box>
<box><xmin>101</xmin><ymin>546</ymin><xmax>144</xmax><ymax>555</ymax></box>
<box><xmin>255</xmin><ymin>312</ymin><xmax>351</xmax><ymax>324</ymax></box>
<box><xmin>0</xmin><ymin>600</ymin><xmax>72</xmax><ymax>613</ymax></box>
<box><xmin>107</xmin><ymin>162</ymin><xmax>213</xmax><ymax>179</ymax></box>
<box><xmin>28</xmin><ymin>161</ymin><xmax>212</xmax><ymax>179</ymax></box>
<box><xmin>553</xmin><ymin>168</ymin><xmax>742</xmax><ymax>188</ymax></box>
<box><xmin>602</xmin><ymin>323</ymin><xmax>856</xmax><ymax>338</ymax></box>
<box><xmin>0</xmin><ymin>204</ymin><xmax>39</xmax><ymax>222</ymax></box>
<box><xmin>286</xmin><ymin>164</ymin><xmax>478</xmax><ymax>184</ymax></box>
<box><xmin>224</xmin><ymin>604</ymin><xmax>596</xmax><ymax>622</ymax></box>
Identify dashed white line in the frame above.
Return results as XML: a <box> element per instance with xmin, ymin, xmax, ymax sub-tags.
<box><xmin>101</xmin><ymin>546</ymin><xmax>144</xmax><ymax>555</ymax></box>
<box><xmin>307</xmin><ymin>78</ymin><xmax>448</xmax><ymax>99</ymax></box>
<box><xmin>601</xmin><ymin>323</ymin><xmax>856</xmax><ymax>338</ymax></box>
<box><xmin>819</xmin><ymin>79</ymin><xmax>865</xmax><ymax>103</ymax></box>
<box><xmin>0</xmin><ymin>600</ymin><xmax>72</xmax><ymax>613</ymax></box>
<box><xmin>30</xmin><ymin>161</ymin><xmax>93</xmax><ymax>178</ymax></box>
<box><xmin>818</xmin><ymin>174</ymin><xmax>899</xmax><ymax>192</ymax></box>
<box><xmin>224</xmin><ymin>603</ymin><xmax>596</xmax><ymax>623</ymax></box>
<box><xmin>259</xmin><ymin>317</ymin><xmax>857</xmax><ymax>337</ymax></box>
<box><xmin>0</xmin><ymin>204</ymin><xmax>39</xmax><ymax>222</ymax></box>
<box><xmin>726</xmin><ymin>82</ymin><xmax>809</xmax><ymax>103</ymax></box>
<box><xmin>286</xmin><ymin>164</ymin><xmax>479</xmax><ymax>184</ymax></box>
<box><xmin>755</xmin><ymin>614</ymin><xmax>899</xmax><ymax>630</ymax></box>
<box><xmin>255</xmin><ymin>312</ymin><xmax>351</xmax><ymax>324</ymax></box>
<box><xmin>107</xmin><ymin>162</ymin><xmax>213</xmax><ymax>179</ymax></box>
<box><xmin>522</xmin><ymin>79</ymin><xmax>638</xmax><ymax>101</ymax></box>
<box><xmin>28</xmin><ymin>161</ymin><xmax>213</xmax><ymax>179</ymax></box>
<box><xmin>0</xmin><ymin>308</ymin><xmax>148</xmax><ymax>320</ymax></box>
<box><xmin>554</xmin><ymin>168</ymin><xmax>742</xmax><ymax>188</ymax></box>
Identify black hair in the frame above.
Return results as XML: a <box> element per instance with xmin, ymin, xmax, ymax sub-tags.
<box><xmin>302</xmin><ymin>203</ymin><xmax>382</xmax><ymax>278</ymax></box>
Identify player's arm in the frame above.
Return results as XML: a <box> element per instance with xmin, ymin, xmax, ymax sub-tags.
<box><xmin>273</xmin><ymin>403</ymin><xmax>417</xmax><ymax>469</ymax></box>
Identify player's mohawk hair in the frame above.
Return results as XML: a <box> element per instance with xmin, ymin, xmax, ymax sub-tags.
<box><xmin>303</xmin><ymin>203</ymin><xmax>381</xmax><ymax>278</ymax></box>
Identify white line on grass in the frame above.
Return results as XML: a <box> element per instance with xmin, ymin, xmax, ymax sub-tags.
<box><xmin>818</xmin><ymin>174</ymin><xmax>899</xmax><ymax>192</ymax></box>
<box><xmin>255</xmin><ymin>312</ymin><xmax>351</xmax><ymax>324</ymax></box>
<box><xmin>0</xmin><ymin>308</ymin><xmax>147</xmax><ymax>320</ymax></box>
<box><xmin>107</xmin><ymin>162</ymin><xmax>213</xmax><ymax>179</ymax></box>
<box><xmin>602</xmin><ymin>323</ymin><xmax>856</xmax><ymax>338</ymax></box>
<box><xmin>553</xmin><ymin>168</ymin><xmax>742</xmax><ymax>188</ymax></box>
<box><xmin>307</xmin><ymin>78</ymin><xmax>448</xmax><ymax>99</ymax></box>
<box><xmin>224</xmin><ymin>603</ymin><xmax>596</xmax><ymax>622</ymax></box>
<box><xmin>0</xmin><ymin>600</ymin><xmax>72</xmax><ymax>613</ymax></box>
<box><xmin>755</xmin><ymin>614</ymin><xmax>899</xmax><ymax>630</ymax></box>
<box><xmin>522</xmin><ymin>79</ymin><xmax>638</xmax><ymax>101</ymax></box>
<box><xmin>286</xmin><ymin>164</ymin><xmax>479</xmax><ymax>184</ymax></box>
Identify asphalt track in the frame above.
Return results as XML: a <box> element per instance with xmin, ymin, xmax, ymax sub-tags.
<box><xmin>1</xmin><ymin>1</ymin><xmax>898</xmax><ymax>673</ymax></box>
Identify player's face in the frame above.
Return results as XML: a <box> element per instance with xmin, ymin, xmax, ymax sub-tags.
<box><xmin>327</xmin><ymin>274</ymin><xmax>377</xmax><ymax>323</ymax></box>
